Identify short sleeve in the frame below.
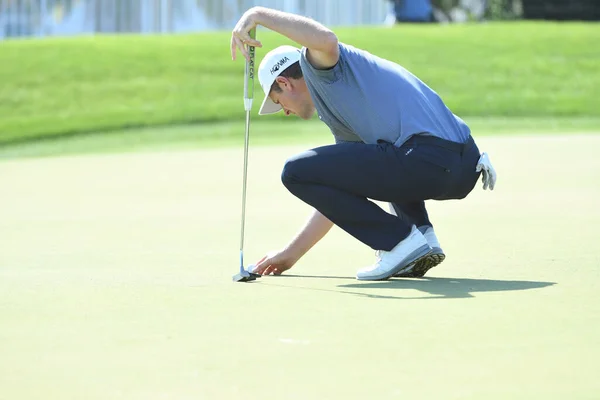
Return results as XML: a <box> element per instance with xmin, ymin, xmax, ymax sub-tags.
<box><xmin>300</xmin><ymin>46</ymin><xmax>343</xmax><ymax>84</ymax></box>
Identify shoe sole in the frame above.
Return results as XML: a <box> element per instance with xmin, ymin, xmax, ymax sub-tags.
<box><xmin>394</xmin><ymin>248</ymin><xmax>445</xmax><ymax>278</ymax></box>
<box><xmin>356</xmin><ymin>244</ymin><xmax>432</xmax><ymax>281</ymax></box>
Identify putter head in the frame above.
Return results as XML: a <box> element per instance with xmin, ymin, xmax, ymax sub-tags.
<box><xmin>232</xmin><ymin>269</ymin><xmax>262</xmax><ymax>283</ymax></box>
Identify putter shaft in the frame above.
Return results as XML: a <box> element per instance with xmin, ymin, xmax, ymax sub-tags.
<box><xmin>239</xmin><ymin>28</ymin><xmax>256</xmax><ymax>274</ymax></box>
<box><xmin>239</xmin><ymin>109</ymin><xmax>251</xmax><ymax>272</ymax></box>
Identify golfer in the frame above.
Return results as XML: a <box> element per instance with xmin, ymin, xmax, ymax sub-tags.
<box><xmin>231</xmin><ymin>6</ymin><xmax>497</xmax><ymax>280</ymax></box>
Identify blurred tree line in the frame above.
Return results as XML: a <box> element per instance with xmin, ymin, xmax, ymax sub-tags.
<box><xmin>432</xmin><ymin>0</ymin><xmax>522</xmax><ymax>21</ymax></box>
<box><xmin>431</xmin><ymin>0</ymin><xmax>599</xmax><ymax>22</ymax></box>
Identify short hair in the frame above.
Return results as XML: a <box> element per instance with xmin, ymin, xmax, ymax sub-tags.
<box><xmin>270</xmin><ymin>61</ymin><xmax>303</xmax><ymax>93</ymax></box>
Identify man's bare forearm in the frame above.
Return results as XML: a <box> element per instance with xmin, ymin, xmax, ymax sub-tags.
<box><xmin>284</xmin><ymin>209</ymin><xmax>334</xmax><ymax>261</ymax></box>
<box><xmin>251</xmin><ymin>6</ymin><xmax>337</xmax><ymax>53</ymax></box>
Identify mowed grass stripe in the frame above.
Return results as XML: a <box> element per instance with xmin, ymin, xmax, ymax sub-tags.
<box><xmin>1</xmin><ymin>117</ymin><xmax>600</xmax><ymax>160</ymax></box>
<box><xmin>1</xmin><ymin>22</ymin><xmax>599</xmax><ymax>144</ymax></box>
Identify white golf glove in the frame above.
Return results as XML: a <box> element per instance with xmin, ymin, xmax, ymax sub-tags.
<box><xmin>475</xmin><ymin>152</ymin><xmax>497</xmax><ymax>191</ymax></box>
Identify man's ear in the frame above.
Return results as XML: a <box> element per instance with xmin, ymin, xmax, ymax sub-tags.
<box><xmin>275</xmin><ymin>76</ymin><xmax>291</xmax><ymax>91</ymax></box>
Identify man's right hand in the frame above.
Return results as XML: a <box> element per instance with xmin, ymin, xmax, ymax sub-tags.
<box><xmin>230</xmin><ymin>7</ymin><xmax>263</xmax><ymax>62</ymax></box>
<box><xmin>251</xmin><ymin>250</ymin><xmax>299</xmax><ymax>276</ymax></box>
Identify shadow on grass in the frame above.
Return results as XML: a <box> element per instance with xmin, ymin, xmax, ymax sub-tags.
<box><xmin>258</xmin><ymin>275</ymin><xmax>556</xmax><ymax>299</ymax></box>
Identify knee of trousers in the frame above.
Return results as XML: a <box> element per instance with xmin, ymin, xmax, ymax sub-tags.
<box><xmin>280</xmin><ymin>152</ymin><xmax>317</xmax><ymax>189</ymax></box>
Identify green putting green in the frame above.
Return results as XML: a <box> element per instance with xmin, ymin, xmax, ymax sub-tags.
<box><xmin>1</xmin><ymin>132</ymin><xmax>598</xmax><ymax>399</ymax></box>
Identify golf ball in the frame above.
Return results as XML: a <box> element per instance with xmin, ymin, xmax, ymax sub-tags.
<box><xmin>247</xmin><ymin>264</ymin><xmax>257</xmax><ymax>273</ymax></box>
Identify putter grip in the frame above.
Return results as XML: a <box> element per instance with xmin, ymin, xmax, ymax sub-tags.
<box><xmin>243</xmin><ymin>28</ymin><xmax>256</xmax><ymax>102</ymax></box>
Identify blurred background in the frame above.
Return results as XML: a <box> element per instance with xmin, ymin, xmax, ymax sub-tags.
<box><xmin>1</xmin><ymin>0</ymin><xmax>599</xmax><ymax>40</ymax></box>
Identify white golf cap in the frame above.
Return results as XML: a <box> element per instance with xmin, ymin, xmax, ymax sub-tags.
<box><xmin>258</xmin><ymin>45</ymin><xmax>302</xmax><ymax>115</ymax></box>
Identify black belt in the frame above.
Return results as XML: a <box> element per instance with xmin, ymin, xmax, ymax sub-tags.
<box><xmin>404</xmin><ymin>134</ymin><xmax>474</xmax><ymax>155</ymax></box>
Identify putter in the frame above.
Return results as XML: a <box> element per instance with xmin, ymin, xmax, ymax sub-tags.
<box><xmin>233</xmin><ymin>28</ymin><xmax>261</xmax><ymax>283</ymax></box>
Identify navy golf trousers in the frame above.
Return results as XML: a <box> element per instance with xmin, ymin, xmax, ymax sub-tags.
<box><xmin>280</xmin><ymin>134</ymin><xmax>481</xmax><ymax>251</ymax></box>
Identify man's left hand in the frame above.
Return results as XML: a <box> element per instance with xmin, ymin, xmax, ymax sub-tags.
<box><xmin>475</xmin><ymin>152</ymin><xmax>497</xmax><ymax>191</ymax></box>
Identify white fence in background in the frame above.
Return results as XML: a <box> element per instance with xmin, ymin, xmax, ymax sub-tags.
<box><xmin>0</xmin><ymin>0</ymin><xmax>390</xmax><ymax>39</ymax></box>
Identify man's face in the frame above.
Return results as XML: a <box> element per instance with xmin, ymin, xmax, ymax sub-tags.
<box><xmin>268</xmin><ymin>77</ymin><xmax>315</xmax><ymax>120</ymax></box>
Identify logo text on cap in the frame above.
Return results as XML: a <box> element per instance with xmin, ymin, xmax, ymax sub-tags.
<box><xmin>270</xmin><ymin>56</ymin><xmax>290</xmax><ymax>75</ymax></box>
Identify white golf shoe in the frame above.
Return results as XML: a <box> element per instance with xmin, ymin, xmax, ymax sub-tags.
<box><xmin>394</xmin><ymin>226</ymin><xmax>446</xmax><ymax>278</ymax></box>
<box><xmin>356</xmin><ymin>225</ymin><xmax>432</xmax><ymax>281</ymax></box>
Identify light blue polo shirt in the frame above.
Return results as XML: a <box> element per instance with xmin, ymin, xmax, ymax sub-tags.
<box><xmin>299</xmin><ymin>42</ymin><xmax>471</xmax><ymax>146</ymax></box>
